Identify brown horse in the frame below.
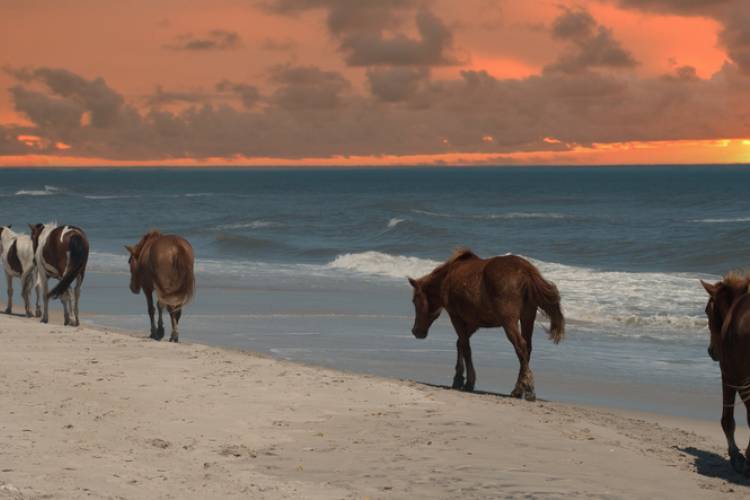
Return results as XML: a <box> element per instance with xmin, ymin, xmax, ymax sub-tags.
<box><xmin>126</xmin><ymin>230</ymin><xmax>195</xmax><ymax>342</ymax></box>
<box><xmin>408</xmin><ymin>249</ymin><xmax>565</xmax><ymax>401</ymax></box>
<box><xmin>702</xmin><ymin>274</ymin><xmax>750</xmax><ymax>475</ymax></box>
<box><xmin>30</xmin><ymin>223</ymin><xmax>89</xmax><ymax>326</ymax></box>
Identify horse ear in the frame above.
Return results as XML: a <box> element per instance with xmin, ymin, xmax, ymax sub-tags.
<box><xmin>408</xmin><ymin>277</ymin><xmax>418</xmax><ymax>289</ymax></box>
<box><xmin>124</xmin><ymin>245</ymin><xmax>134</xmax><ymax>255</ymax></box>
<box><xmin>6</xmin><ymin>224</ymin><xmax>10</xmax><ymax>229</ymax></box>
<box><xmin>701</xmin><ymin>280</ymin><xmax>720</xmax><ymax>296</ymax></box>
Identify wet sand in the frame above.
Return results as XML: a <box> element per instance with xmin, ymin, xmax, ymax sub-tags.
<box><xmin>0</xmin><ymin>313</ymin><xmax>748</xmax><ymax>499</ymax></box>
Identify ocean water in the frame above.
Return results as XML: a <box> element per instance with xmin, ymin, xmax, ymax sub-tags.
<box><xmin>1</xmin><ymin>166</ymin><xmax>748</xmax><ymax>420</ymax></box>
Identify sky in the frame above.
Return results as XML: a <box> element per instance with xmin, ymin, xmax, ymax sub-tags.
<box><xmin>1</xmin><ymin>0</ymin><xmax>749</xmax><ymax>166</ymax></box>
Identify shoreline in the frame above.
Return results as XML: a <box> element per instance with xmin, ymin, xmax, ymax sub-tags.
<box><xmin>1</xmin><ymin>313</ymin><xmax>749</xmax><ymax>498</ymax></box>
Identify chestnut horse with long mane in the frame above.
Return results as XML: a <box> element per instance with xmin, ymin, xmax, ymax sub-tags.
<box><xmin>126</xmin><ymin>230</ymin><xmax>195</xmax><ymax>343</ymax></box>
<box><xmin>408</xmin><ymin>249</ymin><xmax>564</xmax><ymax>401</ymax></box>
<box><xmin>702</xmin><ymin>273</ymin><xmax>750</xmax><ymax>475</ymax></box>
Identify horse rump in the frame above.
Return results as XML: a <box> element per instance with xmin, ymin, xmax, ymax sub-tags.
<box><xmin>48</xmin><ymin>233</ymin><xmax>88</xmax><ymax>299</ymax></box>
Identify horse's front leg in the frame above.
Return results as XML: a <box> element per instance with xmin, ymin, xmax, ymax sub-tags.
<box><xmin>743</xmin><ymin>395</ymin><xmax>750</xmax><ymax>476</ymax></box>
<box><xmin>721</xmin><ymin>380</ymin><xmax>744</xmax><ymax>473</ymax></box>
<box><xmin>4</xmin><ymin>273</ymin><xmax>12</xmax><ymax>314</ymax></box>
<box><xmin>452</xmin><ymin>338</ymin><xmax>465</xmax><ymax>389</ymax></box>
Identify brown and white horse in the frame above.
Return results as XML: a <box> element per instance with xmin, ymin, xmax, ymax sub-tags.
<box><xmin>408</xmin><ymin>249</ymin><xmax>565</xmax><ymax>400</ymax></box>
<box><xmin>30</xmin><ymin>223</ymin><xmax>89</xmax><ymax>326</ymax></box>
<box><xmin>0</xmin><ymin>225</ymin><xmax>41</xmax><ymax>317</ymax></box>
<box><xmin>126</xmin><ymin>230</ymin><xmax>195</xmax><ymax>342</ymax></box>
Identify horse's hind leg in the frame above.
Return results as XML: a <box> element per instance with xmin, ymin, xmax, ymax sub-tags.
<box><xmin>61</xmin><ymin>290</ymin><xmax>71</xmax><ymax>326</ymax></box>
<box><xmin>21</xmin><ymin>272</ymin><xmax>33</xmax><ymax>317</ymax></box>
<box><xmin>5</xmin><ymin>274</ymin><xmax>13</xmax><ymax>314</ymax></box>
<box><xmin>156</xmin><ymin>300</ymin><xmax>165</xmax><ymax>338</ymax></box>
<box><xmin>167</xmin><ymin>306</ymin><xmax>179</xmax><ymax>343</ymax></box>
<box><xmin>520</xmin><ymin>305</ymin><xmax>537</xmax><ymax>400</ymax></box>
<box><xmin>34</xmin><ymin>276</ymin><xmax>41</xmax><ymax>317</ymax></box>
<box><xmin>72</xmin><ymin>274</ymin><xmax>83</xmax><ymax>326</ymax></box>
<box><xmin>504</xmin><ymin>321</ymin><xmax>534</xmax><ymax>401</ymax></box>
<box><xmin>721</xmin><ymin>381</ymin><xmax>744</xmax><ymax>472</ymax></box>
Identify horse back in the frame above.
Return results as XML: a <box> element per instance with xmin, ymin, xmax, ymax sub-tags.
<box><xmin>142</xmin><ymin>235</ymin><xmax>195</xmax><ymax>305</ymax></box>
<box><xmin>442</xmin><ymin>255</ymin><xmax>532</xmax><ymax>326</ymax></box>
<box><xmin>722</xmin><ymin>294</ymin><xmax>750</xmax><ymax>375</ymax></box>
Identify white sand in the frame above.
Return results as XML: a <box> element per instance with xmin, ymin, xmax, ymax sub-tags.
<box><xmin>0</xmin><ymin>313</ymin><xmax>748</xmax><ymax>499</ymax></box>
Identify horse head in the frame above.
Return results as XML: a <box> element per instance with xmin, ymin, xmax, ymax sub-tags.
<box><xmin>702</xmin><ymin>274</ymin><xmax>750</xmax><ymax>362</ymax></box>
<box><xmin>408</xmin><ymin>277</ymin><xmax>442</xmax><ymax>339</ymax></box>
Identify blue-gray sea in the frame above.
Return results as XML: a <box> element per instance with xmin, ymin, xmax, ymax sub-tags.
<box><xmin>2</xmin><ymin>166</ymin><xmax>748</xmax><ymax>420</ymax></box>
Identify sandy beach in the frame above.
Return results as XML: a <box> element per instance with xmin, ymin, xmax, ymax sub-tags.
<box><xmin>0</xmin><ymin>314</ymin><xmax>747</xmax><ymax>499</ymax></box>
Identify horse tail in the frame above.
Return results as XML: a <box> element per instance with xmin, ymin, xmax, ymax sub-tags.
<box><xmin>48</xmin><ymin>233</ymin><xmax>88</xmax><ymax>300</ymax></box>
<box><xmin>159</xmin><ymin>246</ymin><xmax>195</xmax><ymax>309</ymax></box>
<box><xmin>527</xmin><ymin>271</ymin><xmax>565</xmax><ymax>344</ymax></box>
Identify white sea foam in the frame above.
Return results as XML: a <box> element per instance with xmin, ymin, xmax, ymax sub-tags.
<box><xmin>87</xmin><ymin>248</ymin><xmax>714</xmax><ymax>337</ymax></box>
<box><xmin>15</xmin><ymin>185</ymin><xmax>61</xmax><ymax>196</ymax></box>
<box><xmin>691</xmin><ymin>217</ymin><xmax>750</xmax><ymax>224</ymax></box>
<box><xmin>327</xmin><ymin>251</ymin><xmax>439</xmax><ymax>279</ymax></box>
<box><xmin>412</xmin><ymin>209</ymin><xmax>569</xmax><ymax>220</ymax></box>
<box><xmin>387</xmin><ymin>218</ymin><xmax>405</xmax><ymax>229</ymax></box>
<box><xmin>216</xmin><ymin>221</ymin><xmax>277</xmax><ymax>230</ymax></box>
<box><xmin>84</xmin><ymin>194</ymin><xmax>140</xmax><ymax>200</ymax></box>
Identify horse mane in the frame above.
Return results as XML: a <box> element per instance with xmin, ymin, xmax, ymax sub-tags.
<box><xmin>132</xmin><ymin>229</ymin><xmax>162</xmax><ymax>256</ymax></box>
<box><xmin>722</xmin><ymin>270</ymin><xmax>750</xmax><ymax>292</ymax></box>
<box><xmin>423</xmin><ymin>248</ymin><xmax>479</xmax><ymax>283</ymax></box>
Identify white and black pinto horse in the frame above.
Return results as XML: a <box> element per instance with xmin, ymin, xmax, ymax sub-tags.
<box><xmin>29</xmin><ymin>223</ymin><xmax>89</xmax><ymax>326</ymax></box>
<box><xmin>0</xmin><ymin>225</ymin><xmax>41</xmax><ymax>317</ymax></box>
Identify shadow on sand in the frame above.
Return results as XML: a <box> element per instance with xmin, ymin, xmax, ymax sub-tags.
<box><xmin>679</xmin><ymin>447</ymin><xmax>750</xmax><ymax>487</ymax></box>
<box><xmin>416</xmin><ymin>381</ymin><xmax>549</xmax><ymax>402</ymax></box>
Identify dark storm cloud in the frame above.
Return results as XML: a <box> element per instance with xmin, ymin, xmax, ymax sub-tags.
<box><xmin>366</xmin><ymin>67</ymin><xmax>430</xmax><ymax>102</ymax></box>
<box><xmin>268</xmin><ymin>64</ymin><xmax>350</xmax><ymax>109</ymax></box>
<box><xmin>4</xmin><ymin>55</ymin><xmax>750</xmax><ymax>160</ymax></box>
<box><xmin>215</xmin><ymin>80</ymin><xmax>261</xmax><ymax>109</ymax></box>
<box><xmin>146</xmin><ymin>86</ymin><xmax>209</xmax><ymax>107</ymax></box>
<box><xmin>165</xmin><ymin>30</ymin><xmax>243</xmax><ymax>51</ymax></box>
<box><xmin>546</xmin><ymin>8</ymin><xmax>637</xmax><ymax>73</ymax></box>
<box><xmin>340</xmin><ymin>9</ymin><xmax>456</xmax><ymax>66</ymax></box>
<box><xmin>264</xmin><ymin>0</ymin><xmax>458</xmax><ymax>66</ymax></box>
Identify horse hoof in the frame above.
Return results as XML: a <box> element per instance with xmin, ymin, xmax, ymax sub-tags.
<box><xmin>510</xmin><ymin>388</ymin><xmax>523</xmax><ymax>399</ymax></box>
<box><xmin>40</xmin><ymin>317</ymin><xmax>48</xmax><ymax>324</ymax></box>
<box><xmin>452</xmin><ymin>376</ymin><xmax>464</xmax><ymax>390</ymax></box>
<box><xmin>731</xmin><ymin>454</ymin><xmax>746</xmax><ymax>473</ymax></box>
<box><xmin>3</xmin><ymin>308</ymin><xmax>10</xmax><ymax>315</ymax></box>
<box><xmin>461</xmin><ymin>383</ymin><xmax>474</xmax><ymax>393</ymax></box>
<box><xmin>524</xmin><ymin>391</ymin><xmax>537</xmax><ymax>402</ymax></box>
<box><xmin>169</xmin><ymin>337</ymin><xmax>179</xmax><ymax>343</ymax></box>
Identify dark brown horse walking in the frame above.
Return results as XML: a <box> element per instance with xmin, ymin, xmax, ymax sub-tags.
<box><xmin>126</xmin><ymin>230</ymin><xmax>195</xmax><ymax>342</ymax></box>
<box><xmin>702</xmin><ymin>274</ymin><xmax>750</xmax><ymax>475</ymax></box>
<box><xmin>408</xmin><ymin>249</ymin><xmax>565</xmax><ymax>401</ymax></box>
